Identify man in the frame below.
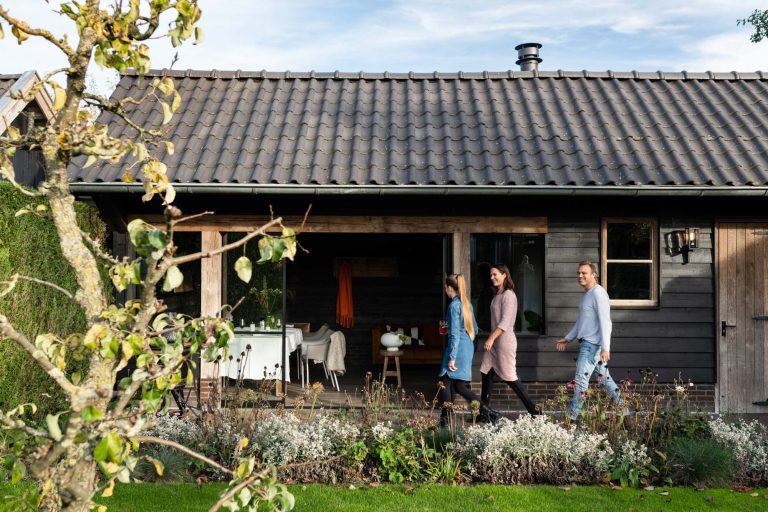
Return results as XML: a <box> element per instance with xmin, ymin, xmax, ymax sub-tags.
<box><xmin>556</xmin><ymin>260</ymin><xmax>623</xmax><ymax>420</ymax></box>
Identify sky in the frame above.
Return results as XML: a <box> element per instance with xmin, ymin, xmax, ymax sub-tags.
<box><xmin>1</xmin><ymin>0</ymin><xmax>767</xmax><ymax>95</ymax></box>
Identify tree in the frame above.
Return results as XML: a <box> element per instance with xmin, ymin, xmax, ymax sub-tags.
<box><xmin>738</xmin><ymin>9</ymin><xmax>768</xmax><ymax>43</ymax></box>
<box><xmin>0</xmin><ymin>2</ymin><xmax>296</xmax><ymax>511</ymax></box>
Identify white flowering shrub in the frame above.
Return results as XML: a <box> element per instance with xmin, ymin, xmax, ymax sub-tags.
<box><xmin>249</xmin><ymin>413</ymin><xmax>360</xmax><ymax>466</ymax></box>
<box><xmin>145</xmin><ymin>414</ymin><xmax>202</xmax><ymax>448</ymax></box>
<box><xmin>455</xmin><ymin>415</ymin><xmax>613</xmax><ymax>484</ymax></box>
<box><xmin>614</xmin><ymin>439</ymin><xmax>652</xmax><ymax>469</ymax></box>
<box><xmin>709</xmin><ymin>418</ymin><xmax>768</xmax><ymax>482</ymax></box>
<box><xmin>370</xmin><ymin>421</ymin><xmax>394</xmax><ymax>441</ymax></box>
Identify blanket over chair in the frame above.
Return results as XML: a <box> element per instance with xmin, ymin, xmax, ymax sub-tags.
<box><xmin>327</xmin><ymin>330</ymin><xmax>346</xmax><ymax>375</ymax></box>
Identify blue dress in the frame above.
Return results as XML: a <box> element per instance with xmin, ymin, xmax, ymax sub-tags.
<box><xmin>438</xmin><ymin>296</ymin><xmax>478</xmax><ymax>381</ymax></box>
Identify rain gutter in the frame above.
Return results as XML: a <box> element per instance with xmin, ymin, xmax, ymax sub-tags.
<box><xmin>68</xmin><ymin>183</ymin><xmax>768</xmax><ymax>197</ymax></box>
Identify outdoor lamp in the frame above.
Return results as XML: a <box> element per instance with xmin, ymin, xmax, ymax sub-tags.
<box><xmin>664</xmin><ymin>227</ymin><xmax>699</xmax><ymax>264</ymax></box>
<box><xmin>684</xmin><ymin>227</ymin><xmax>699</xmax><ymax>250</ymax></box>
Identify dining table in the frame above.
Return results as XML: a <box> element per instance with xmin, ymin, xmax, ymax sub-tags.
<box><xmin>224</xmin><ymin>327</ymin><xmax>304</xmax><ymax>394</ymax></box>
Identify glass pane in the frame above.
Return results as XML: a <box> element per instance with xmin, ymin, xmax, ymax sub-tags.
<box><xmin>470</xmin><ymin>234</ymin><xmax>545</xmax><ymax>334</ymax></box>
<box><xmin>224</xmin><ymin>233</ymin><xmax>283</xmax><ymax>329</ymax></box>
<box><xmin>607</xmin><ymin>222</ymin><xmax>652</xmax><ymax>260</ymax></box>
<box><xmin>606</xmin><ymin>263</ymin><xmax>651</xmax><ymax>300</ymax></box>
<box><xmin>155</xmin><ymin>232</ymin><xmax>201</xmax><ymax>317</ymax></box>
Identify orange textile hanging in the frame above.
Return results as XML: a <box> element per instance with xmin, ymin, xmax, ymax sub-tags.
<box><xmin>336</xmin><ymin>261</ymin><xmax>354</xmax><ymax>328</ymax></box>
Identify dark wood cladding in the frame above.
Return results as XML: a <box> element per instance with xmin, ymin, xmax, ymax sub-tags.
<box><xmin>526</xmin><ymin>217</ymin><xmax>716</xmax><ymax>384</ymax></box>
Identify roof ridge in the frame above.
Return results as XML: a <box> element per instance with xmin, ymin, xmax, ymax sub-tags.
<box><xmin>122</xmin><ymin>68</ymin><xmax>768</xmax><ymax>81</ymax></box>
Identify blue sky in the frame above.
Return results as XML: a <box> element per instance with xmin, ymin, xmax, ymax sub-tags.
<box><xmin>2</xmin><ymin>1</ymin><xmax>767</xmax><ymax>94</ymax></box>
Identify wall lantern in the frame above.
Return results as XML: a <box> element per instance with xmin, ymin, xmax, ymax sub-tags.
<box><xmin>664</xmin><ymin>227</ymin><xmax>699</xmax><ymax>264</ymax></box>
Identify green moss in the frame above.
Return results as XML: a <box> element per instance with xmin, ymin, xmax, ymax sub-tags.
<box><xmin>0</xmin><ymin>182</ymin><xmax>107</xmax><ymax>417</ymax></box>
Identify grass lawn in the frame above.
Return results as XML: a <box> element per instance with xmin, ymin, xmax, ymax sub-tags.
<box><xmin>3</xmin><ymin>482</ymin><xmax>768</xmax><ymax>511</ymax></box>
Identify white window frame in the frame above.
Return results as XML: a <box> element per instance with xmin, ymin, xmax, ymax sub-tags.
<box><xmin>601</xmin><ymin>218</ymin><xmax>658</xmax><ymax>307</ymax></box>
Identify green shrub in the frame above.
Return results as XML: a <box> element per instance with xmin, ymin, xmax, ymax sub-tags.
<box><xmin>665</xmin><ymin>437</ymin><xmax>733</xmax><ymax>487</ymax></box>
<box><xmin>133</xmin><ymin>447</ymin><xmax>193</xmax><ymax>483</ymax></box>
<box><xmin>0</xmin><ymin>182</ymin><xmax>107</xmax><ymax>418</ymax></box>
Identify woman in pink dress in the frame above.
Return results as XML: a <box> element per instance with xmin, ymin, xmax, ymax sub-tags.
<box><xmin>479</xmin><ymin>263</ymin><xmax>539</xmax><ymax>415</ymax></box>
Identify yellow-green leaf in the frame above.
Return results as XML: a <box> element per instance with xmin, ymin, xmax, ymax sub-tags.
<box><xmin>164</xmin><ymin>184</ymin><xmax>176</xmax><ymax>204</ymax></box>
<box><xmin>234</xmin><ymin>256</ymin><xmax>252</xmax><ymax>283</ymax></box>
<box><xmin>163</xmin><ymin>265</ymin><xmax>183</xmax><ymax>292</ymax></box>
<box><xmin>81</xmin><ymin>406</ymin><xmax>103</xmax><ymax>423</ymax></box>
<box><xmin>160</xmin><ymin>101</ymin><xmax>173</xmax><ymax>125</ymax></box>
<box><xmin>121</xmin><ymin>169</ymin><xmax>135</xmax><ymax>183</ymax></box>
<box><xmin>0</xmin><ymin>24</ymin><xmax>5</xmax><ymax>40</ymax></box>
<box><xmin>46</xmin><ymin>413</ymin><xmax>63</xmax><ymax>441</ymax></box>
<box><xmin>11</xmin><ymin>25</ymin><xmax>29</xmax><ymax>44</ymax></box>
<box><xmin>164</xmin><ymin>141</ymin><xmax>175</xmax><ymax>155</ymax></box>
<box><xmin>194</xmin><ymin>26</ymin><xmax>204</xmax><ymax>44</ymax></box>
<box><xmin>101</xmin><ymin>478</ymin><xmax>115</xmax><ymax>498</ymax></box>
<box><xmin>51</xmin><ymin>81</ymin><xmax>67</xmax><ymax>111</ymax></box>
<box><xmin>157</xmin><ymin>76</ymin><xmax>174</xmax><ymax>96</ymax></box>
<box><xmin>171</xmin><ymin>90</ymin><xmax>181</xmax><ymax>111</ymax></box>
<box><xmin>82</xmin><ymin>154</ymin><xmax>98</xmax><ymax>168</ymax></box>
<box><xmin>145</xmin><ymin>456</ymin><xmax>164</xmax><ymax>476</ymax></box>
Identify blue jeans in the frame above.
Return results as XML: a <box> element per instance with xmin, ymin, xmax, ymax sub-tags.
<box><xmin>569</xmin><ymin>341</ymin><xmax>623</xmax><ymax>420</ymax></box>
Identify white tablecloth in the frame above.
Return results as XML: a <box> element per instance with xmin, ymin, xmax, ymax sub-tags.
<box><xmin>225</xmin><ymin>327</ymin><xmax>303</xmax><ymax>381</ymax></box>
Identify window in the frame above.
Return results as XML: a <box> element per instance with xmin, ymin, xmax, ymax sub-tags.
<box><xmin>470</xmin><ymin>234</ymin><xmax>545</xmax><ymax>334</ymax></box>
<box><xmin>601</xmin><ymin>218</ymin><xmax>658</xmax><ymax>306</ymax></box>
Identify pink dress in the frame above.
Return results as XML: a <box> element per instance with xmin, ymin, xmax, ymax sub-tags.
<box><xmin>480</xmin><ymin>289</ymin><xmax>518</xmax><ymax>381</ymax></box>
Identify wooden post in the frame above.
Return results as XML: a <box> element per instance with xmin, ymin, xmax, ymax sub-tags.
<box><xmin>200</xmin><ymin>231</ymin><xmax>222</xmax><ymax>382</ymax></box>
<box><xmin>452</xmin><ymin>232</ymin><xmax>471</xmax><ymax>298</ymax></box>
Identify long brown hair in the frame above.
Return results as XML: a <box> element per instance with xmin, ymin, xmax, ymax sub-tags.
<box><xmin>445</xmin><ymin>274</ymin><xmax>475</xmax><ymax>341</ymax></box>
<box><xmin>491</xmin><ymin>263</ymin><xmax>515</xmax><ymax>293</ymax></box>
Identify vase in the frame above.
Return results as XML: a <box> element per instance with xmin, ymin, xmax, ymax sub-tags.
<box><xmin>380</xmin><ymin>332</ymin><xmax>403</xmax><ymax>351</ymax></box>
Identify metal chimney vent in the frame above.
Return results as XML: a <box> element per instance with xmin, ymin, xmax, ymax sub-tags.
<box><xmin>515</xmin><ymin>43</ymin><xmax>542</xmax><ymax>71</ymax></box>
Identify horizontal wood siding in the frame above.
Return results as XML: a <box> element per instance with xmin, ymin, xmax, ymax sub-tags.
<box><xmin>520</xmin><ymin>217</ymin><xmax>716</xmax><ymax>383</ymax></box>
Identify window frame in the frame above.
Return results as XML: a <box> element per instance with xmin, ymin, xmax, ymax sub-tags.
<box><xmin>469</xmin><ymin>232</ymin><xmax>547</xmax><ymax>335</ymax></box>
<box><xmin>601</xmin><ymin>217</ymin><xmax>658</xmax><ymax>308</ymax></box>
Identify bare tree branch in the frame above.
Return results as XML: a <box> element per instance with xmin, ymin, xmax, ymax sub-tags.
<box><xmin>133</xmin><ymin>436</ymin><xmax>233</xmax><ymax>476</ymax></box>
<box><xmin>0</xmin><ymin>413</ymin><xmax>51</xmax><ymax>439</ymax></box>
<box><xmin>80</xmin><ymin>229</ymin><xmax>121</xmax><ymax>265</ymax></box>
<box><xmin>171</xmin><ymin>218</ymin><xmax>283</xmax><ymax>266</ymax></box>
<box><xmin>12</xmin><ymin>274</ymin><xmax>76</xmax><ymax>301</ymax></box>
<box><xmin>172</xmin><ymin>211</ymin><xmax>214</xmax><ymax>227</ymax></box>
<box><xmin>0</xmin><ymin>175</ymin><xmax>44</xmax><ymax>198</ymax></box>
<box><xmin>208</xmin><ymin>468</ymin><xmax>272</xmax><ymax>512</ymax></box>
<box><xmin>0</xmin><ymin>314</ymin><xmax>76</xmax><ymax>395</ymax></box>
<box><xmin>0</xmin><ymin>6</ymin><xmax>74</xmax><ymax>57</ymax></box>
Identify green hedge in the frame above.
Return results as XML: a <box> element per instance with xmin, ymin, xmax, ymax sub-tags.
<box><xmin>0</xmin><ymin>182</ymin><xmax>107</xmax><ymax>417</ymax></box>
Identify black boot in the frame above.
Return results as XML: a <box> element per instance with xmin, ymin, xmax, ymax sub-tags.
<box><xmin>438</xmin><ymin>409</ymin><xmax>450</xmax><ymax>429</ymax></box>
<box><xmin>481</xmin><ymin>371</ymin><xmax>494</xmax><ymax>405</ymax></box>
<box><xmin>479</xmin><ymin>402</ymin><xmax>502</xmax><ymax>424</ymax></box>
<box><xmin>508</xmin><ymin>379</ymin><xmax>539</xmax><ymax>415</ymax></box>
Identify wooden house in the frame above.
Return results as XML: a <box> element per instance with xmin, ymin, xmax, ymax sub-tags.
<box><xmin>69</xmin><ymin>53</ymin><xmax>768</xmax><ymax>413</ymax></box>
<box><xmin>1</xmin><ymin>71</ymin><xmax>54</xmax><ymax>187</ymax></box>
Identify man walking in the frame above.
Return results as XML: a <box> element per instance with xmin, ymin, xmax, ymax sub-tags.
<box><xmin>556</xmin><ymin>261</ymin><xmax>623</xmax><ymax>420</ymax></box>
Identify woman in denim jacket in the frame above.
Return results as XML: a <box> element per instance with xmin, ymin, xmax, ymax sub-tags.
<box><xmin>438</xmin><ymin>274</ymin><xmax>501</xmax><ymax>426</ymax></box>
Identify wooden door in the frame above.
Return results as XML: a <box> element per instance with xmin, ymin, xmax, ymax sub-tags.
<box><xmin>717</xmin><ymin>223</ymin><xmax>768</xmax><ymax>413</ymax></box>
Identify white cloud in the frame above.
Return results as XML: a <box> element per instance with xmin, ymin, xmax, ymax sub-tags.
<box><xmin>0</xmin><ymin>0</ymin><xmax>766</xmax><ymax>87</ymax></box>
<box><xmin>678</xmin><ymin>31</ymin><xmax>768</xmax><ymax>71</ymax></box>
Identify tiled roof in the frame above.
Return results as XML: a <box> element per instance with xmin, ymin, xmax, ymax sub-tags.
<box><xmin>72</xmin><ymin>68</ymin><xmax>768</xmax><ymax>187</ymax></box>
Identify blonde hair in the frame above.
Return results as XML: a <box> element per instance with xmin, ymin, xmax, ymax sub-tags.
<box><xmin>446</xmin><ymin>274</ymin><xmax>476</xmax><ymax>341</ymax></box>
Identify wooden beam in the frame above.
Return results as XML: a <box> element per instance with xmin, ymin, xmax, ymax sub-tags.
<box><xmin>452</xmin><ymin>232</ymin><xmax>471</xmax><ymax>297</ymax></box>
<box><xmin>137</xmin><ymin>215</ymin><xmax>548</xmax><ymax>234</ymax></box>
<box><xmin>200</xmin><ymin>231</ymin><xmax>221</xmax><ymax>380</ymax></box>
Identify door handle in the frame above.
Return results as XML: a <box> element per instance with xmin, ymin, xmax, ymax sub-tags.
<box><xmin>721</xmin><ymin>320</ymin><xmax>736</xmax><ymax>337</ymax></box>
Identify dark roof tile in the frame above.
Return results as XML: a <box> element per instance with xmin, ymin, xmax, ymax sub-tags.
<box><xmin>71</xmin><ymin>69</ymin><xmax>768</xmax><ymax>187</ymax></box>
